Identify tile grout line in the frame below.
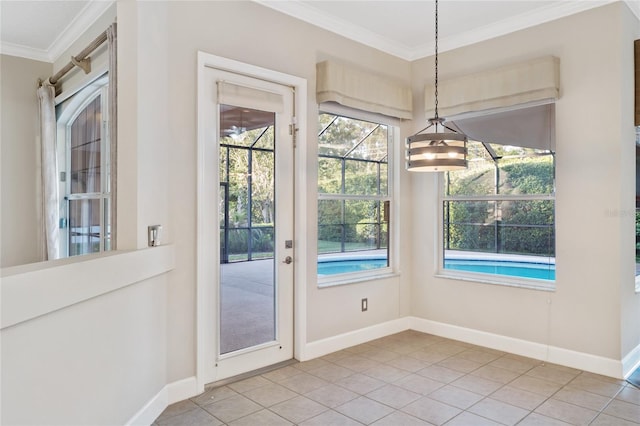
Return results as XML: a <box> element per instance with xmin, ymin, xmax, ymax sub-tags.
<box><xmin>587</xmin><ymin>383</ymin><xmax>636</xmax><ymax>425</ymax></box>
<box><xmin>157</xmin><ymin>332</ymin><xmax>640</xmax><ymax>426</ymax></box>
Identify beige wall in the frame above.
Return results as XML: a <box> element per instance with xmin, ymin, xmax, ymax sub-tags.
<box><xmin>1</xmin><ymin>273</ymin><xmax>168</xmax><ymax>425</ymax></box>
<box><xmin>1</xmin><ymin>3</ymin><xmax>170</xmax><ymax>425</ymax></box>
<box><xmin>409</xmin><ymin>2</ymin><xmax>639</xmax><ymax>363</ymax></box>
<box><xmin>618</xmin><ymin>1</ymin><xmax>640</xmax><ymax>364</ymax></box>
<box><xmin>116</xmin><ymin>0</ymin><xmax>171</xmax><ymax>251</ymax></box>
<box><xmin>2</xmin><ymin>0</ymin><xmax>639</xmax><ymax>424</ymax></box>
<box><xmin>0</xmin><ymin>55</ymin><xmax>52</xmax><ymax>267</ymax></box>
<box><xmin>163</xmin><ymin>0</ymin><xmax>413</xmax><ymax>381</ymax></box>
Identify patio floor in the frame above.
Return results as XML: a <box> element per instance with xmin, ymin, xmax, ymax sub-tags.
<box><xmin>221</xmin><ymin>250</ymin><xmax>388</xmax><ymax>353</ymax></box>
<box><xmin>221</xmin><ymin>259</ymin><xmax>276</xmax><ymax>354</ymax></box>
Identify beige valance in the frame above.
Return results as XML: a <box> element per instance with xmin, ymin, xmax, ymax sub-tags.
<box><xmin>317</xmin><ymin>60</ymin><xmax>412</xmax><ymax>120</ymax></box>
<box><xmin>635</xmin><ymin>39</ymin><xmax>639</xmax><ymax>126</ymax></box>
<box><xmin>425</xmin><ymin>56</ymin><xmax>560</xmax><ymax>118</ymax></box>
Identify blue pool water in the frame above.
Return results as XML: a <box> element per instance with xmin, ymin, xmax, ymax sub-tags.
<box><xmin>318</xmin><ymin>257</ymin><xmax>555</xmax><ymax>280</ymax></box>
<box><xmin>445</xmin><ymin>259</ymin><xmax>555</xmax><ymax>281</ymax></box>
<box><xmin>317</xmin><ymin>257</ymin><xmax>388</xmax><ymax>275</ymax></box>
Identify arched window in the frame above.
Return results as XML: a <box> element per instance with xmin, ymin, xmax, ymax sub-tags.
<box><xmin>56</xmin><ymin>75</ymin><xmax>111</xmax><ymax>256</ymax></box>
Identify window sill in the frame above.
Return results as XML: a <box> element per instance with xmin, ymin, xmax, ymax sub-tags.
<box><xmin>435</xmin><ymin>270</ymin><xmax>556</xmax><ymax>292</ymax></box>
<box><xmin>318</xmin><ymin>269</ymin><xmax>399</xmax><ymax>288</ymax></box>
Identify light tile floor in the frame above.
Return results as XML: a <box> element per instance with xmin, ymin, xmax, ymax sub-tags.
<box><xmin>154</xmin><ymin>331</ymin><xmax>640</xmax><ymax>425</ymax></box>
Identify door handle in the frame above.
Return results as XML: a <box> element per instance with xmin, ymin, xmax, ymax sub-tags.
<box><xmin>282</xmin><ymin>256</ymin><xmax>293</xmax><ymax>264</ymax></box>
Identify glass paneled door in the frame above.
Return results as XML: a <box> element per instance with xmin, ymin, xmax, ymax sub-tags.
<box><xmin>219</xmin><ymin>104</ymin><xmax>278</xmax><ymax>354</ymax></box>
<box><xmin>208</xmin><ymin>69</ymin><xmax>294</xmax><ymax>381</ymax></box>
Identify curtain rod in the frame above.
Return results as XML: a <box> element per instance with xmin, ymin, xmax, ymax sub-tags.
<box><xmin>40</xmin><ymin>29</ymin><xmax>108</xmax><ymax>87</ymax></box>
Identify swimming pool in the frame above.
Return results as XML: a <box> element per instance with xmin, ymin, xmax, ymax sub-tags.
<box><xmin>318</xmin><ymin>256</ymin><xmax>555</xmax><ymax>280</ymax></box>
<box><xmin>444</xmin><ymin>259</ymin><xmax>555</xmax><ymax>281</ymax></box>
<box><xmin>317</xmin><ymin>256</ymin><xmax>388</xmax><ymax>275</ymax></box>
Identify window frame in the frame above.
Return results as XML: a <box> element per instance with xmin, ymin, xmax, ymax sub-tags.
<box><xmin>317</xmin><ymin>105</ymin><xmax>400</xmax><ymax>287</ymax></box>
<box><xmin>437</xmin><ymin>145</ymin><xmax>556</xmax><ymax>292</ymax></box>
<box><xmin>636</xmin><ymin>127</ymin><xmax>640</xmax><ymax>293</ymax></box>
<box><xmin>56</xmin><ymin>74</ymin><xmax>111</xmax><ymax>257</ymax></box>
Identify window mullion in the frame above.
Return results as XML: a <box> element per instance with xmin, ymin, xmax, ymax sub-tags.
<box><xmin>341</xmin><ymin>157</ymin><xmax>346</xmax><ymax>195</ymax></box>
<box><xmin>443</xmin><ymin>194</ymin><xmax>554</xmax><ymax>202</ymax></box>
<box><xmin>318</xmin><ymin>194</ymin><xmax>389</xmax><ymax>201</ymax></box>
<box><xmin>101</xmin><ymin>85</ymin><xmax>109</xmax><ymax>253</ymax></box>
<box><xmin>66</xmin><ymin>192</ymin><xmax>106</xmax><ymax>200</ymax></box>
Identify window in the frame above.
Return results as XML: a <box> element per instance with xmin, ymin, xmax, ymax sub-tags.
<box><xmin>442</xmin><ymin>141</ymin><xmax>555</xmax><ymax>286</ymax></box>
<box><xmin>317</xmin><ymin>112</ymin><xmax>393</xmax><ymax>283</ymax></box>
<box><xmin>57</xmin><ymin>75</ymin><xmax>111</xmax><ymax>257</ymax></box>
<box><xmin>219</xmin><ymin>105</ymin><xmax>276</xmax><ymax>263</ymax></box>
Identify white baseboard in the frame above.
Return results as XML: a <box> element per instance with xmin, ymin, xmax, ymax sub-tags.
<box><xmin>126</xmin><ymin>389</ymin><xmax>167</xmax><ymax>426</ymax></box>
<box><xmin>126</xmin><ymin>376</ymin><xmax>200</xmax><ymax>426</ymax></box>
<box><xmin>301</xmin><ymin>317</ymin><xmax>410</xmax><ymax>361</ymax></box>
<box><xmin>409</xmin><ymin>317</ymin><xmax>549</xmax><ymax>360</ymax></box>
<box><xmin>548</xmin><ymin>345</ymin><xmax>623</xmax><ymax>379</ymax></box>
<box><xmin>167</xmin><ymin>376</ymin><xmax>201</xmax><ymax>405</ymax></box>
<box><xmin>409</xmin><ymin>317</ymin><xmax>624</xmax><ymax>379</ymax></box>
<box><xmin>622</xmin><ymin>342</ymin><xmax>640</xmax><ymax>378</ymax></box>
<box><xmin>300</xmin><ymin>316</ymin><xmax>625</xmax><ymax>378</ymax></box>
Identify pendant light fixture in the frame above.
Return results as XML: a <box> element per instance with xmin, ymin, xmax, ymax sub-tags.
<box><xmin>406</xmin><ymin>0</ymin><xmax>468</xmax><ymax>172</ymax></box>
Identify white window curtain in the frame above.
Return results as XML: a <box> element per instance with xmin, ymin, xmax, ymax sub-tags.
<box><xmin>107</xmin><ymin>22</ymin><xmax>117</xmax><ymax>250</ymax></box>
<box><xmin>37</xmin><ymin>82</ymin><xmax>60</xmax><ymax>260</ymax></box>
<box><xmin>316</xmin><ymin>60</ymin><xmax>412</xmax><ymax>120</ymax></box>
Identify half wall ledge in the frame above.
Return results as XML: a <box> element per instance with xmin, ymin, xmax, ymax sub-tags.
<box><xmin>1</xmin><ymin>245</ymin><xmax>175</xmax><ymax>329</ymax></box>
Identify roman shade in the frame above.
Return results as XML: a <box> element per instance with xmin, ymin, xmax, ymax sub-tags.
<box><xmin>426</xmin><ymin>56</ymin><xmax>559</xmax><ymax>151</ymax></box>
<box><xmin>316</xmin><ymin>60</ymin><xmax>412</xmax><ymax>119</ymax></box>
<box><xmin>635</xmin><ymin>39</ymin><xmax>639</xmax><ymax>126</ymax></box>
<box><xmin>450</xmin><ymin>103</ymin><xmax>556</xmax><ymax>151</ymax></box>
<box><xmin>218</xmin><ymin>81</ymin><xmax>284</xmax><ymax>113</ymax></box>
<box><xmin>425</xmin><ymin>56</ymin><xmax>560</xmax><ymax>118</ymax></box>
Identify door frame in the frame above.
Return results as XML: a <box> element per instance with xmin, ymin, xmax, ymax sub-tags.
<box><xmin>196</xmin><ymin>52</ymin><xmax>308</xmax><ymax>390</ymax></box>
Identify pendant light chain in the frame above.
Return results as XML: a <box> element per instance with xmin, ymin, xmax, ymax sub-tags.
<box><xmin>434</xmin><ymin>0</ymin><xmax>439</xmax><ymax>121</ymax></box>
<box><xmin>405</xmin><ymin>0</ymin><xmax>468</xmax><ymax>172</ymax></box>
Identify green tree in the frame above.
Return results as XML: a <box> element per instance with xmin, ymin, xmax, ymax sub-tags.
<box><xmin>317</xmin><ymin>113</ymin><xmax>389</xmax><ymax>253</ymax></box>
<box><xmin>220</xmin><ymin>125</ymin><xmax>276</xmax><ymax>258</ymax></box>
<box><xmin>446</xmin><ymin>153</ymin><xmax>554</xmax><ymax>256</ymax></box>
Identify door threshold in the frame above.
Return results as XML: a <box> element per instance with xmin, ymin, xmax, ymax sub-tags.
<box><xmin>204</xmin><ymin>359</ymin><xmax>298</xmax><ymax>390</ymax></box>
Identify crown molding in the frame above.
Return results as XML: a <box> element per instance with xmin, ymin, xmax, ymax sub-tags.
<box><xmin>411</xmin><ymin>0</ymin><xmax>617</xmax><ymax>60</ymax></box>
<box><xmin>0</xmin><ymin>41</ymin><xmax>50</xmax><ymax>62</ymax></box>
<box><xmin>47</xmin><ymin>0</ymin><xmax>114</xmax><ymax>63</ymax></box>
<box><xmin>3</xmin><ymin>0</ymin><xmax>635</xmax><ymax>63</ymax></box>
<box><xmin>0</xmin><ymin>1</ymin><xmax>113</xmax><ymax>63</ymax></box>
<box><xmin>625</xmin><ymin>0</ymin><xmax>640</xmax><ymax>20</ymax></box>
<box><xmin>253</xmin><ymin>0</ymin><xmax>416</xmax><ymax>60</ymax></box>
<box><xmin>255</xmin><ymin>0</ymin><xmax>629</xmax><ymax>61</ymax></box>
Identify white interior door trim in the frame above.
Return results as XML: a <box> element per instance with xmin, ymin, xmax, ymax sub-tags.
<box><xmin>196</xmin><ymin>52</ymin><xmax>308</xmax><ymax>390</ymax></box>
